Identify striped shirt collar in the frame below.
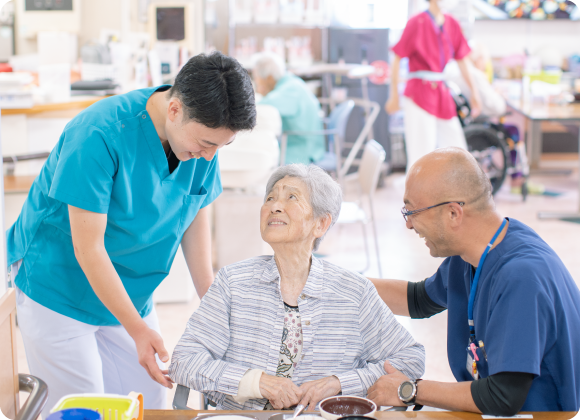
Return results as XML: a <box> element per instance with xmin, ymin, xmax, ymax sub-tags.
<box><xmin>258</xmin><ymin>255</ymin><xmax>324</xmax><ymax>299</ymax></box>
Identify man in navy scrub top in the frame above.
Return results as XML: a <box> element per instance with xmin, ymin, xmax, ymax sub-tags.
<box><xmin>367</xmin><ymin>147</ymin><xmax>580</xmax><ymax>416</ymax></box>
<box><xmin>7</xmin><ymin>52</ymin><xmax>256</xmax><ymax>416</ymax></box>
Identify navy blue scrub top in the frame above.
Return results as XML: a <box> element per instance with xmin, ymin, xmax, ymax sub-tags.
<box><xmin>425</xmin><ymin>218</ymin><xmax>580</xmax><ymax>412</ymax></box>
<box><xmin>6</xmin><ymin>86</ymin><xmax>222</xmax><ymax>326</ymax></box>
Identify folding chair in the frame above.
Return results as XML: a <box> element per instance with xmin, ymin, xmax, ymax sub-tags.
<box><xmin>172</xmin><ymin>384</ymin><xmax>216</xmax><ymax>410</ymax></box>
<box><xmin>337</xmin><ymin>140</ymin><xmax>386</xmax><ymax>277</ymax></box>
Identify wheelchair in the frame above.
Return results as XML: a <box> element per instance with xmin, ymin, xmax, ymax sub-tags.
<box><xmin>452</xmin><ymin>86</ymin><xmax>529</xmax><ymax>201</ymax></box>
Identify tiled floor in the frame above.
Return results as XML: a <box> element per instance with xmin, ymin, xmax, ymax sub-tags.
<box><xmin>15</xmin><ymin>165</ymin><xmax>580</xmax><ymax>410</ymax></box>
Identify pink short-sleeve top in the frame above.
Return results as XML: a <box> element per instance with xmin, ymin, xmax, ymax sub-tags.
<box><xmin>392</xmin><ymin>11</ymin><xmax>470</xmax><ymax>120</ymax></box>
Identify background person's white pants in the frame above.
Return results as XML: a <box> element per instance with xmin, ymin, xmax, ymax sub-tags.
<box><xmin>403</xmin><ymin>97</ymin><xmax>467</xmax><ymax>171</ymax></box>
<box><xmin>16</xmin><ymin>287</ymin><xmax>167</xmax><ymax>418</ymax></box>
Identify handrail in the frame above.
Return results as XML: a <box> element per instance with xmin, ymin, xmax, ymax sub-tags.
<box><xmin>16</xmin><ymin>374</ymin><xmax>49</xmax><ymax>420</ymax></box>
<box><xmin>3</xmin><ymin>152</ymin><xmax>50</xmax><ymax>164</ymax></box>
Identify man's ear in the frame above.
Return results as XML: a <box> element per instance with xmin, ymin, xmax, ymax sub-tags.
<box><xmin>448</xmin><ymin>202</ymin><xmax>464</xmax><ymax>227</ymax></box>
<box><xmin>167</xmin><ymin>97</ymin><xmax>183</xmax><ymax>122</ymax></box>
<box><xmin>314</xmin><ymin>214</ymin><xmax>333</xmax><ymax>239</ymax></box>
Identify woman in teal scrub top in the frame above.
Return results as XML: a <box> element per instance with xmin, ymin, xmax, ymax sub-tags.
<box><xmin>7</xmin><ymin>52</ymin><xmax>256</xmax><ymax>414</ymax></box>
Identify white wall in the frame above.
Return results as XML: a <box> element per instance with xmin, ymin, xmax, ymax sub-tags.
<box><xmin>16</xmin><ymin>0</ymin><xmax>204</xmax><ymax>56</ymax></box>
<box><xmin>14</xmin><ymin>0</ymin><xmax>82</xmax><ymax>55</ymax></box>
<box><xmin>472</xmin><ymin>19</ymin><xmax>580</xmax><ymax>58</ymax></box>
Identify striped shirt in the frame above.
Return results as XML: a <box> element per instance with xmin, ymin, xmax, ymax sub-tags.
<box><xmin>169</xmin><ymin>255</ymin><xmax>425</xmax><ymax>410</ymax></box>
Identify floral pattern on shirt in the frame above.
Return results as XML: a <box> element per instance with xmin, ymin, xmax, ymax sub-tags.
<box><xmin>276</xmin><ymin>303</ymin><xmax>303</xmax><ymax>378</ymax></box>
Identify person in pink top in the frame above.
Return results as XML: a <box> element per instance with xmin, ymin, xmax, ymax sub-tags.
<box><xmin>386</xmin><ymin>0</ymin><xmax>482</xmax><ymax>170</ymax></box>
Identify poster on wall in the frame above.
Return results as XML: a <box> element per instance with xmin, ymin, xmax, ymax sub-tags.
<box><xmin>473</xmin><ymin>0</ymin><xmax>580</xmax><ymax>20</ymax></box>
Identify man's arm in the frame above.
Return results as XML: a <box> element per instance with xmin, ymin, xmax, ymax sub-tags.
<box><xmin>368</xmin><ymin>362</ymin><xmax>533</xmax><ymax>415</ymax></box>
<box><xmin>69</xmin><ymin>205</ymin><xmax>172</xmax><ymax>387</ymax></box>
<box><xmin>416</xmin><ymin>380</ymin><xmax>480</xmax><ymax>412</ymax></box>
<box><xmin>472</xmin><ymin>372</ymin><xmax>534</xmax><ymax>416</ymax></box>
<box><xmin>181</xmin><ymin>206</ymin><xmax>214</xmax><ymax>298</ymax></box>
<box><xmin>368</xmin><ymin>362</ymin><xmax>479</xmax><ymax>411</ymax></box>
<box><xmin>368</xmin><ymin>278</ymin><xmax>409</xmax><ymax>316</ymax></box>
<box><xmin>369</xmin><ymin>278</ymin><xmax>446</xmax><ymax>318</ymax></box>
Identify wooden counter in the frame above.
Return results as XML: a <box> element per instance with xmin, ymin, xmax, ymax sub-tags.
<box><xmin>144</xmin><ymin>410</ymin><xmax>577</xmax><ymax>420</ymax></box>
<box><xmin>1</xmin><ymin>97</ymin><xmax>108</xmax><ymax>116</ymax></box>
<box><xmin>4</xmin><ymin>175</ymin><xmax>37</xmax><ymax>194</ymax></box>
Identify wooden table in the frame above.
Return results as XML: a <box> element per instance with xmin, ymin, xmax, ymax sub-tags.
<box><xmin>507</xmin><ymin>100</ymin><xmax>580</xmax><ymax>219</ymax></box>
<box><xmin>506</xmin><ymin>100</ymin><xmax>580</xmax><ymax>169</ymax></box>
<box><xmin>144</xmin><ymin>410</ymin><xmax>577</xmax><ymax>420</ymax></box>
<box><xmin>1</xmin><ymin>96</ymin><xmax>107</xmax><ymax>117</ymax></box>
<box><xmin>4</xmin><ymin>175</ymin><xmax>37</xmax><ymax>194</ymax></box>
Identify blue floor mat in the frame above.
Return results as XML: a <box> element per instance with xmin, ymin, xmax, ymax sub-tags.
<box><xmin>542</xmin><ymin>190</ymin><xmax>563</xmax><ymax>197</ymax></box>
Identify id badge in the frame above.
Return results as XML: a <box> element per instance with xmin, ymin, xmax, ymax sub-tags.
<box><xmin>466</xmin><ymin>353</ymin><xmax>479</xmax><ymax>380</ymax></box>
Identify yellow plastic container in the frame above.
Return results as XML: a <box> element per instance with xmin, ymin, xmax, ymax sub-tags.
<box><xmin>51</xmin><ymin>393</ymin><xmax>143</xmax><ymax>420</ymax></box>
<box><xmin>525</xmin><ymin>70</ymin><xmax>562</xmax><ymax>85</ymax></box>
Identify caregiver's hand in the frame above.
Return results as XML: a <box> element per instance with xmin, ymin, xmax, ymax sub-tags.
<box><xmin>298</xmin><ymin>376</ymin><xmax>341</xmax><ymax>411</ymax></box>
<box><xmin>131</xmin><ymin>323</ymin><xmax>174</xmax><ymax>388</ymax></box>
<box><xmin>367</xmin><ymin>361</ymin><xmax>408</xmax><ymax>407</ymax></box>
<box><xmin>259</xmin><ymin>373</ymin><xmax>302</xmax><ymax>409</ymax></box>
<box><xmin>385</xmin><ymin>96</ymin><xmax>400</xmax><ymax>114</ymax></box>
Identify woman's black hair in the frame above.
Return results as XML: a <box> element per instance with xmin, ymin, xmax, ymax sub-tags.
<box><xmin>169</xmin><ymin>51</ymin><xmax>256</xmax><ymax>132</ymax></box>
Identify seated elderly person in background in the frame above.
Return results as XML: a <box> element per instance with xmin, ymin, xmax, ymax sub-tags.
<box><xmin>252</xmin><ymin>53</ymin><xmax>326</xmax><ymax>165</ymax></box>
<box><xmin>169</xmin><ymin>164</ymin><xmax>425</xmax><ymax>410</ymax></box>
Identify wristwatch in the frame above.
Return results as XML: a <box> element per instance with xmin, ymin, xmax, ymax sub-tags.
<box><xmin>397</xmin><ymin>379</ymin><xmax>422</xmax><ymax>406</ymax></box>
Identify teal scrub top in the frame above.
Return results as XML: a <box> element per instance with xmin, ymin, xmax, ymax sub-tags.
<box><xmin>6</xmin><ymin>86</ymin><xmax>222</xmax><ymax>326</ymax></box>
<box><xmin>259</xmin><ymin>74</ymin><xmax>325</xmax><ymax>165</ymax></box>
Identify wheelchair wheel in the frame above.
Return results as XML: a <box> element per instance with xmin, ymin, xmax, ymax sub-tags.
<box><xmin>464</xmin><ymin>124</ymin><xmax>509</xmax><ymax>195</ymax></box>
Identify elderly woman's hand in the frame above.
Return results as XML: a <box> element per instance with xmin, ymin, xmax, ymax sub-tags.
<box><xmin>298</xmin><ymin>376</ymin><xmax>342</xmax><ymax>411</ymax></box>
<box><xmin>259</xmin><ymin>373</ymin><xmax>303</xmax><ymax>409</ymax></box>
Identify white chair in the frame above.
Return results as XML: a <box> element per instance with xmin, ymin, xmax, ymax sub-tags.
<box><xmin>337</xmin><ymin>139</ymin><xmax>386</xmax><ymax>277</ymax></box>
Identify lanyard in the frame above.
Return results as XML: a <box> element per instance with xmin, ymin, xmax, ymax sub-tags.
<box><xmin>467</xmin><ymin>218</ymin><xmax>507</xmax><ymax>342</ymax></box>
<box><xmin>425</xmin><ymin>10</ymin><xmax>455</xmax><ymax>71</ymax></box>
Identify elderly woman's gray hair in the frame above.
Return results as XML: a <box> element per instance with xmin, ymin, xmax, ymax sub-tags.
<box><xmin>252</xmin><ymin>52</ymin><xmax>286</xmax><ymax>81</ymax></box>
<box><xmin>265</xmin><ymin>164</ymin><xmax>342</xmax><ymax>251</ymax></box>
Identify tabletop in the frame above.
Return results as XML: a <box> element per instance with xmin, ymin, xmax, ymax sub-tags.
<box><xmin>4</xmin><ymin>175</ymin><xmax>37</xmax><ymax>193</ymax></box>
<box><xmin>290</xmin><ymin>63</ymin><xmax>375</xmax><ymax>79</ymax></box>
<box><xmin>143</xmin><ymin>410</ymin><xmax>578</xmax><ymax>420</ymax></box>
<box><xmin>506</xmin><ymin>99</ymin><xmax>580</xmax><ymax>122</ymax></box>
<box><xmin>1</xmin><ymin>96</ymin><xmax>108</xmax><ymax>116</ymax></box>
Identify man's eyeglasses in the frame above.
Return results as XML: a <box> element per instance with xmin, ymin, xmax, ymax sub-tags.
<box><xmin>401</xmin><ymin>201</ymin><xmax>465</xmax><ymax>222</ymax></box>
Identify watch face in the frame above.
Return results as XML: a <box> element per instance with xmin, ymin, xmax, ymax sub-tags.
<box><xmin>400</xmin><ymin>382</ymin><xmax>414</xmax><ymax>400</ymax></box>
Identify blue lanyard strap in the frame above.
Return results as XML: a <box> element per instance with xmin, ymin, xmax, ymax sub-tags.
<box><xmin>467</xmin><ymin>218</ymin><xmax>508</xmax><ymax>341</ymax></box>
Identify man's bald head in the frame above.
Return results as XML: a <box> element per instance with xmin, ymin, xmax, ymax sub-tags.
<box><xmin>407</xmin><ymin>147</ymin><xmax>493</xmax><ymax>213</ymax></box>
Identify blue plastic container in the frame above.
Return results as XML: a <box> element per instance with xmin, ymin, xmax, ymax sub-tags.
<box><xmin>46</xmin><ymin>408</ymin><xmax>102</xmax><ymax>420</ymax></box>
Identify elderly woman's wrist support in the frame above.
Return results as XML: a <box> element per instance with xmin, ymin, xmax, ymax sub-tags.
<box><xmin>233</xmin><ymin>369</ymin><xmax>265</xmax><ymax>403</ymax></box>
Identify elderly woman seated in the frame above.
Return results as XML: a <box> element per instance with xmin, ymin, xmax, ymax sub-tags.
<box><xmin>169</xmin><ymin>164</ymin><xmax>425</xmax><ymax>410</ymax></box>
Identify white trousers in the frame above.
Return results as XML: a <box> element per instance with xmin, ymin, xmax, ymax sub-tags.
<box><xmin>16</xmin><ymin>287</ymin><xmax>167</xmax><ymax>418</ymax></box>
<box><xmin>403</xmin><ymin>97</ymin><xmax>467</xmax><ymax>171</ymax></box>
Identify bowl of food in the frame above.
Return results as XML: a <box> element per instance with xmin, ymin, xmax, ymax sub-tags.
<box><xmin>319</xmin><ymin>396</ymin><xmax>377</xmax><ymax>420</ymax></box>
